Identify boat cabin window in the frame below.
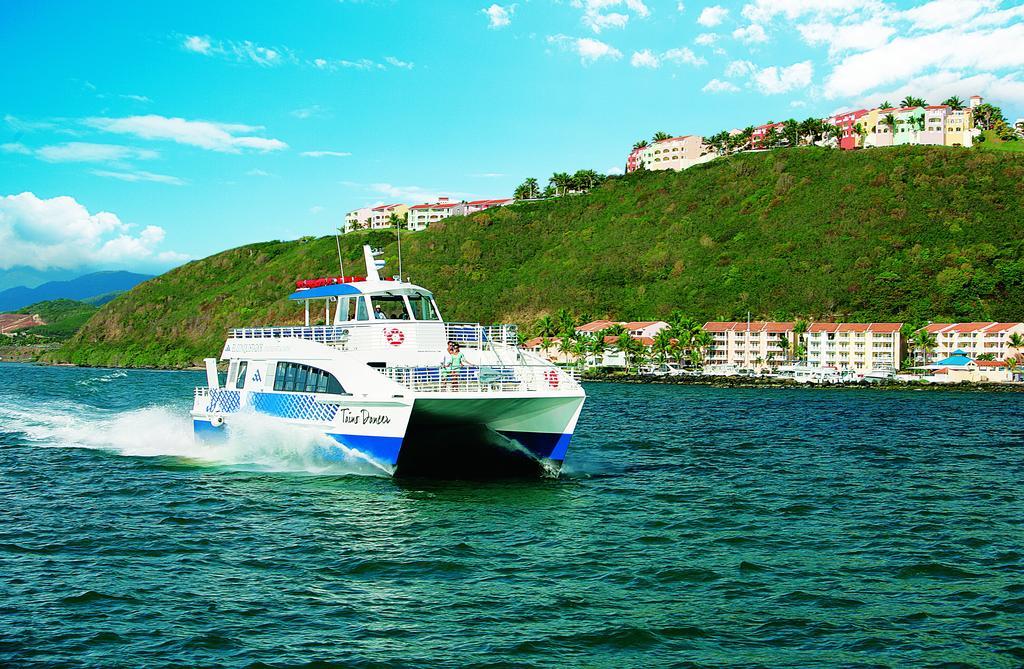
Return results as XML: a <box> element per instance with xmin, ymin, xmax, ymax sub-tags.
<box><xmin>273</xmin><ymin>362</ymin><xmax>346</xmax><ymax>395</ymax></box>
<box><xmin>370</xmin><ymin>295</ymin><xmax>410</xmax><ymax>320</ymax></box>
<box><xmin>235</xmin><ymin>361</ymin><xmax>248</xmax><ymax>389</ymax></box>
<box><xmin>408</xmin><ymin>293</ymin><xmax>439</xmax><ymax>321</ymax></box>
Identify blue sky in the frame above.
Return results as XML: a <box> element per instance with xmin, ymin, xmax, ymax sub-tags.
<box><xmin>1</xmin><ymin>0</ymin><xmax>1022</xmax><ymax>278</ymax></box>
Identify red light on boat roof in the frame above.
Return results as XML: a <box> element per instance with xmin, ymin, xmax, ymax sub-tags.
<box><xmin>294</xmin><ymin>275</ymin><xmax>396</xmax><ymax>289</ymax></box>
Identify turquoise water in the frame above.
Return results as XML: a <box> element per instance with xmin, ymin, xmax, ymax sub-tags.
<box><xmin>1</xmin><ymin>363</ymin><xmax>1022</xmax><ymax>667</ymax></box>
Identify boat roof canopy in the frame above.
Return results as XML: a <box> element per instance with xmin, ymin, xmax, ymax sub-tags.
<box><xmin>289</xmin><ymin>281</ymin><xmax>433</xmax><ymax>301</ymax></box>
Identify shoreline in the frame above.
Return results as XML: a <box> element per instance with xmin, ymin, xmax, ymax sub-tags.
<box><xmin>582</xmin><ymin>372</ymin><xmax>1024</xmax><ymax>392</ymax></box>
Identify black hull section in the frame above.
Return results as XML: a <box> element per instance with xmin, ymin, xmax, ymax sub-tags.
<box><xmin>395</xmin><ymin>410</ymin><xmax>553</xmax><ymax>479</ymax></box>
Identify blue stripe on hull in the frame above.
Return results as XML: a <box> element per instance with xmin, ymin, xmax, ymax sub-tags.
<box><xmin>497</xmin><ymin>430</ymin><xmax>573</xmax><ymax>462</ymax></box>
<box><xmin>193</xmin><ymin>419</ymin><xmax>227</xmax><ymax>442</ymax></box>
<box><xmin>327</xmin><ymin>433</ymin><xmax>404</xmax><ymax>467</ymax></box>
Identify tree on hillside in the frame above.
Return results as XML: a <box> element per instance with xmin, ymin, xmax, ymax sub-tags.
<box><xmin>652</xmin><ymin>131</ymin><xmax>673</xmax><ymax>142</ymax></box>
<box><xmin>942</xmin><ymin>96</ymin><xmax>964</xmax><ymax>110</ymax></box>
<box><xmin>535</xmin><ymin>314</ymin><xmax>556</xmax><ymax>339</ymax></box>
<box><xmin>615</xmin><ymin>332</ymin><xmax>643</xmax><ymax>371</ymax></box>
<box><xmin>879</xmin><ymin>100</ymin><xmax>893</xmax><ymax>109</ymax></box>
<box><xmin>549</xmin><ymin>172</ymin><xmax>572</xmax><ymax>196</ymax></box>
<box><xmin>1008</xmin><ymin>332</ymin><xmax>1024</xmax><ymax>357</ymax></box>
<box><xmin>826</xmin><ymin>123</ymin><xmax>845</xmax><ymax>146</ymax></box>
<box><xmin>783</xmin><ymin>119</ymin><xmax>800</xmax><ymax>147</ymax></box>
<box><xmin>764</xmin><ymin>126</ymin><xmax>781</xmax><ymax>148</ymax></box>
<box><xmin>652</xmin><ymin>329</ymin><xmax>674</xmax><ymax>364</ymax></box>
<box><xmin>554</xmin><ymin>307</ymin><xmax>577</xmax><ymax>338</ymax></box>
<box><xmin>853</xmin><ymin>122</ymin><xmax>868</xmax><ymax>147</ymax></box>
<box><xmin>514</xmin><ymin>177</ymin><xmax>540</xmax><ymax>200</ymax></box>
<box><xmin>691</xmin><ymin>330</ymin><xmax>713</xmax><ymax>367</ymax></box>
<box><xmin>911</xmin><ymin>329</ymin><xmax>938</xmax><ymax>365</ymax></box>
<box><xmin>799</xmin><ymin>117</ymin><xmax>820</xmax><ymax>145</ymax></box>
<box><xmin>883</xmin><ymin>113</ymin><xmax>897</xmax><ymax>134</ymax></box>
<box><xmin>778</xmin><ymin>334</ymin><xmax>791</xmax><ymax>362</ymax></box>
<box><xmin>573</xmin><ymin>169</ymin><xmax>605</xmax><ymax>192</ymax></box>
<box><xmin>633</xmin><ymin>139</ymin><xmax>649</xmax><ymax>151</ymax></box>
<box><xmin>901</xmin><ymin>96</ymin><xmax>926</xmax><ymax>108</ymax></box>
<box><xmin>974</xmin><ymin>102</ymin><xmax>1007</xmax><ymax>130</ymax></box>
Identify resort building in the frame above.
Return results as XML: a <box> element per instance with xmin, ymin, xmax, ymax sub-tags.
<box><xmin>626</xmin><ymin>135</ymin><xmax>713</xmax><ymax>173</ymax></box>
<box><xmin>893</xmin><ymin>107</ymin><xmax>926</xmax><ymax>145</ymax></box>
<box><xmin>369</xmin><ymin>203</ymin><xmax>409</xmax><ymax>229</ymax></box>
<box><xmin>574</xmin><ymin>320</ymin><xmax>669</xmax><ymax>338</ymax></box>
<box><xmin>703</xmin><ymin>321</ymin><xmax>795</xmax><ymax>368</ymax></box>
<box><xmin>826</xmin><ymin>109</ymin><xmax>869</xmax><ymax>150</ymax></box>
<box><xmin>861</xmin><ymin>107</ymin><xmax>897</xmax><ymax>148</ymax></box>
<box><xmin>344</xmin><ymin>206</ymin><xmax>373</xmax><ymax>233</ymax></box>
<box><xmin>804</xmin><ymin>323</ymin><xmax>904</xmax><ymax>371</ymax></box>
<box><xmin>920</xmin><ymin>106</ymin><xmax>950</xmax><ymax>146</ymax></box>
<box><xmin>751</xmin><ymin>122</ymin><xmax>785</xmax><ymax>148</ymax></box>
<box><xmin>919</xmin><ymin>322</ymin><xmax>1024</xmax><ymax>361</ymax></box>
<box><xmin>523</xmin><ymin>337</ymin><xmax>575</xmax><ymax>365</ymax></box>
<box><xmin>450</xmin><ymin>198</ymin><xmax>514</xmax><ymax>217</ymax></box>
<box><xmin>407</xmin><ymin>197</ymin><xmax>456</xmax><ymax>231</ymax></box>
<box><xmin>945</xmin><ymin>107</ymin><xmax>975</xmax><ymax>147</ymax></box>
<box><xmin>918</xmin><ymin>350</ymin><xmax>1012</xmax><ymax>383</ymax></box>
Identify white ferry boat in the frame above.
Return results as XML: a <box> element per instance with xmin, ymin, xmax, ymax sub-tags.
<box><xmin>191</xmin><ymin>246</ymin><xmax>585</xmax><ymax>476</ymax></box>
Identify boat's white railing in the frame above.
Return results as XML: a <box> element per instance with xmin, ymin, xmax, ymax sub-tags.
<box><xmin>379</xmin><ymin>364</ymin><xmax>580</xmax><ymax>394</ymax></box>
<box><xmin>228</xmin><ymin>325</ymin><xmax>351</xmax><ymax>343</ymax></box>
<box><xmin>444</xmin><ymin>323</ymin><xmax>518</xmax><ymax>348</ymax></box>
<box><xmin>226</xmin><ymin>322</ymin><xmax>518</xmax><ymax>351</ymax></box>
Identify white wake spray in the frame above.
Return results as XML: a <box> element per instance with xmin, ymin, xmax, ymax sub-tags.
<box><xmin>0</xmin><ymin>397</ymin><xmax>388</xmax><ymax>477</ymax></box>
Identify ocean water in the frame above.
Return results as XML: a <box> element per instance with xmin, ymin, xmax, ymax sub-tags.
<box><xmin>1</xmin><ymin>363</ymin><xmax>1022</xmax><ymax>668</ymax></box>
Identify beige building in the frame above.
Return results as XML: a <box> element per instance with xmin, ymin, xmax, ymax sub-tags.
<box><xmin>703</xmin><ymin>321</ymin><xmax>795</xmax><ymax>368</ymax></box>
<box><xmin>343</xmin><ymin>206</ymin><xmax>373</xmax><ymax>233</ymax></box>
<box><xmin>920</xmin><ymin>322</ymin><xmax>1024</xmax><ymax>361</ymax></box>
<box><xmin>408</xmin><ymin>197</ymin><xmax>456</xmax><ymax>231</ymax></box>
<box><xmin>805</xmin><ymin>323</ymin><xmax>904</xmax><ymax>370</ymax></box>
<box><xmin>451</xmin><ymin>198</ymin><xmax>514</xmax><ymax>217</ymax></box>
<box><xmin>369</xmin><ymin>203</ymin><xmax>409</xmax><ymax>229</ymax></box>
<box><xmin>944</xmin><ymin>107</ymin><xmax>975</xmax><ymax>147</ymax></box>
<box><xmin>626</xmin><ymin>135</ymin><xmax>714</xmax><ymax>173</ymax></box>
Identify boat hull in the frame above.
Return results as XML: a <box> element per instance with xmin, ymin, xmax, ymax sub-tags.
<box><xmin>192</xmin><ymin>391</ymin><xmax>585</xmax><ymax>477</ymax></box>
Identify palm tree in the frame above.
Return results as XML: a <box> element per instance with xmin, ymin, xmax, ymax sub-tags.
<box><xmin>977</xmin><ymin>353</ymin><xmax>996</xmax><ymax>361</ymax></box>
<box><xmin>535</xmin><ymin>314</ymin><xmax>556</xmax><ymax>339</ymax></box>
<box><xmin>568</xmin><ymin>337</ymin><xmax>589</xmax><ymax>369</ymax></box>
<box><xmin>548</xmin><ymin>172</ymin><xmax>571</xmax><ymax>196</ymax></box>
<box><xmin>853</xmin><ymin>122</ymin><xmax>868</xmax><ymax>147</ymax></box>
<box><xmin>692</xmin><ymin>330</ymin><xmax>713</xmax><ymax>366</ymax></box>
<box><xmin>616</xmin><ymin>332</ymin><xmax>641</xmax><ymax>372</ymax></box>
<box><xmin>1005</xmin><ymin>357</ymin><xmax>1019</xmax><ymax>381</ymax></box>
<box><xmin>912</xmin><ymin>329</ymin><xmax>937</xmax><ymax>365</ymax></box>
<box><xmin>652</xmin><ymin>131</ymin><xmax>672</xmax><ymax>142</ymax></box>
<box><xmin>900</xmin><ymin>96</ymin><xmax>926</xmax><ymax>108</ymax></box>
<box><xmin>632</xmin><ymin>139</ymin><xmax>649</xmax><ymax>151</ymax></box>
<box><xmin>652</xmin><ymin>329</ymin><xmax>674</xmax><ymax>364</ymax></box>
<box><xmin>942</xmin><ymin>96</ymin><xmax>964</xmax><ymax>110</ymax></box>
<box><xmin>883</xmin><ymin>113</ymin><xmax>897</xmax><ymax>134</ymax></box>
<box><xmin>782</xmin><ymin>119</ymin><xmax>800</xmax><ymax>147</ymax></box>
<box><xmin>765</xmin><ymin>126</ymin><xmax>781</xmax><ymax>149</ymax></box>
<box><xmin>778</xmin><ymin>334</ymin><xmax>791</xmax><ymax>362</ymax></box>
<box><xmin>793</xmin><ymin>320</ymin><xmax>809</xmax><ymax>361</ymax></box>
<box><xmin>554</xmin><ymin>308</ymin><xmax>576</xmax><ymax>339</ymax></box>
<box><xmin>826</xmin><ymin>123</ymin><xmax>844</xmax><ymax>147</ymax></box>
<box><xmin>878</xmin><ymin>100</ymin><xmax>893</xmax><ymax>110</ymax></box>
<box><xmin>1008</xmin><ymin>332</ymin><xmax>1024</xmax><ymax>357</ymax></box>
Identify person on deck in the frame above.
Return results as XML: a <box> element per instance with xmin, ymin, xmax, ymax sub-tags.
<box><xmin>441</xmin><ymin>342</ymin><xmax>465</xmax><ymax>387</ymax></box>
<box><xmin>374</xmin><ymin>305</ymin><xmax>386</xmax><ymax>319</ymax></box>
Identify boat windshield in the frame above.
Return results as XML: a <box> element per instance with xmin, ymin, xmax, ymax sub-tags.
<box><xmin>408</xmin><ymin>293</ymin><xmax>439</xmax><ymax>321</ymax></box>
<box><xmin>371</xmin><ymin>295</ymin><xmax>410</xmax><ymax>320</ymax></box>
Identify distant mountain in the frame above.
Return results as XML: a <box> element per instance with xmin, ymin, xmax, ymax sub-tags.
<box><xmin>0</xmin><ymin>271</ymin><xmax>153</xmax><ymax>311</ymax></box>
<box><xmin>0</xmin><ymin>266</ymin><xmax>86</xmax><ymax>292</ymax></box>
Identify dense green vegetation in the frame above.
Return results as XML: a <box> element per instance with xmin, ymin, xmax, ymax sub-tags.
<box><xmin>979</xmin><ymin>130</ymin><xmax>1024</xmax><ymax>153</ymax></box>
<box><xmin>53</xmin><ymin>146</ymin><xmax>1024</xmax><ymax>368</ymax></box>
<box><xmin>14</xmin><ymin>299</ymin><xmax>99</xmax><ymax>339</ymax></box>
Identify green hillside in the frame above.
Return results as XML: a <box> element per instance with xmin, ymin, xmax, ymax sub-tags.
<box><xmin>53</xmin><ymin>146</ymin><xmax>1024</xmax><ymax>368</ymax></box>
<box><xmin>14</xmin><ymin>299</ymin><xmax>99</xmax><ymax>340</ymax></box>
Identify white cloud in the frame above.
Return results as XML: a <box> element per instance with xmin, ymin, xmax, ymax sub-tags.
<box><xmin>741</xmin><ymin>0</ymin><xmax>884</xmax><ymax>24</ymax></box>
<box><xmin>900</xmin><ymin>0</ymin><xmax>999</xmax><ymax>31</ymax></box>
<box><xmin>677</xmin><ymin>2</ymin><xmax>686</xmax><ymax>11</ymax></box>
<box><xmin>606</xmin><ymin>165</ymin><xmax>624</xmax><ymax>175</ymax></box>
<box><xmin>752</xmin><ymin>60</ymin><xmax>813</xmax><ymax>93</ymax></box>
<box><xmin>384</xmin><ymin>56</ymin><xmax>414</xmax><ymax>69</ymax></box>
<box><xmin>357</xmin><ymin>182</ymin><xmax>475</xmax><ymax>203</ymax></box>
<box><xmin>119</xmin><ymin>94</ymin><xmax>152</xmax><ymax>103</ymax></box>
<box><xmin>183</xmin><ymin>35</ymin><xmax>211</xmax><ymax>54</ymax></box>
<box><xmin>483</xmin><ymin>3</ymin><xmax>515</xmax><ymax>28</ymax></box>
<box><xmin>4</xmin><ymin>115</ymin><xmax>57</xmax><ymax>133</ymax></box>
<box><xmin>291</xmin><ymin>105</ymin><xmax>327</xmax><ymax>119</ymax></box>
<box><xmin>181</xmin><ymin>35</ymin><xmax>287</xmax><ymax>66</ymax></box>
<box><xmin>790</xmin><ymin>99</ymin><xmax>808</xmax><ymax>107</ymax></box>
<box><xmin>300</xmin><ymin>150</ymin><xmax>352</xmax><ymax>158</ymax></box>
<box><xmin>245</xmin><ymin>169</ymin><xmax>271</xmax><ymax>177</ymax></box>
<box><xmin>86</xmin><ymin>115</ymin><xmax>287</xmax><ymax>153</ymax></box>
<box><xmin>703</xmin><ymin>78</ymin><xmax>740</xmax><ymax>92</ymax></box>
<box><xmin>548</xmin><ymin>34</ymin><xmax>623</xmax><ymax>64</ymax></box>
<box><xmin>725</xmin><ymin>59</ymin><xmax>757</xmax><ymax>77</ymax></box>
<box><xmin>572</xmin><ymin>0</ymin><xmax>649</xmax><ymax>33</ymax></box>
<box><xmin>733</xmin><ymin>23</ymin><xmax>768</xmax><ymax>43</ymax></box>
<box><xmin>1</xmin><ymin>143</ymin><xmax>31</xmax><ymax>155</ymax></box>
<box><xmin>313</xmin><ymin>58</ymin><xmax>328</xmax><ymax>69</ymax></box>
<box><xmin>0</xmin><ymin>192</ymin><xmax>187</xmax><ymax>270</ymax></box>
<box><xmin>310</xmin><ymin>205</ymin><xmax>325</xmax><ymax>215</ymax></box>
<box><xmin>698</xmin><ymin>5</ymin><xmax>729</xmax><ymax>27</ymax></box>
<box><xmin>853</xmin><ymin>69</ymin><xmax>1024</xmax><ymax>110</ymax></box>
<box><xmin>631</xmin><ymin>49</ymin><xmax>660</xmax><ymax>68</ymax></box>
<box><xmin>663</xmin><ymin>47</ymin><xmax>707</xmax><ymax>66</ymax></box>
<box><xmin>797</xmin><ymin>19</ymin><xmax>895</xmax><ymax>56</ymax></box>
<box><xmin>35</xmin><ymin>142</ymin><xmax>159</xmax><ymax>163</ymax></box>
<box><xmin>822</xmin><ymin>22</ymin><xmax>1024</xmax><ymax>99</ymax></box>
<box><xmin>91</xmin><ymin>170</ymin><xmax>185</xmax><ymax>185</ymax></box>
<box><xmin>695</xmin><ymin>32</ymin><xmax>719</xmax><ymax>45</ymax></box>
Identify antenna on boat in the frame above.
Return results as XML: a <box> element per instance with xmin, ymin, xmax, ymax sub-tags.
<box><xmin>335</xmin><ymin>233</ymin><xmax>345</xmax><ymax>277</ymax></box>
<box><xmin>396</xmin><ymin>217</ymin><xmax>404</xmax><ymax>282</ymax></box>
